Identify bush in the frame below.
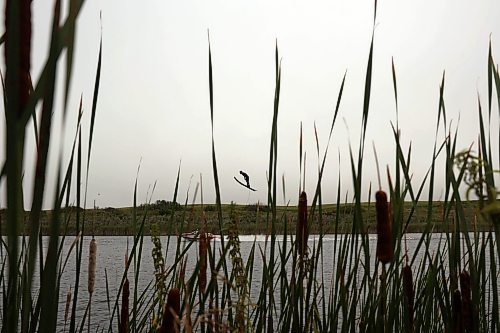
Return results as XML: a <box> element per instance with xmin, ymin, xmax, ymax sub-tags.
<box><xmin>152</xmin><ymin>200</ymin><xmax>182</xmax><ymax>215</ymax></box>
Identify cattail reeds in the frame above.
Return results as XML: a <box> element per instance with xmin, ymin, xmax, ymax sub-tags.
<box><xmin>88</xmin><ymin>238</ymin><xmax>97</xmax><ymax>295</ymax></box>
<box><xmin>375</xmin><ymin>190</ymin><xmax>393</xmax><ymax>264</ymax></box>
<box><xmin>402</xmin><ymin>265</ymin><xmax>415</xmax><ymax>332</ymax></box>
<box><xmin>199</xmin><ymin>232</ymin><xmax>208</xmax><ymax>295</ymax></box>
<box><xmin>119</xmin><ymin>278</ymin><xmax>129</xmax><ymax>333</ymax></box>
<box><xmin>377</xmin><ymin>266</ymin><xmax>388</xmax><ymax>331</ymax></box>
<box><xmin>452</xmin><ymin>289</ymin><xmax>463</xmax><ymax>333</ymax></box>
<box><xmin>63</xmin><ymin>287</ymin><xmax>72</xmax><ymax>333</ymax></box>
<box><xmin>459</xmin><ymin>270</ymin><xmax>472</xmax><ymax>331</ymax></box>
<box><xmin>296</xmin><ymin>191</ymin><xmax>308</xmax><ymax>257</ymax></box>
<box><xmin>160</xmin><ymin>288</ymin><xmax>181</xmax><ymax>333</ymax></box>
<box><xmin>87</xmin><ymin>237</ymin><xmax>97</xmax><ymax>333</ymax></box>
<box><xmin>120</xmin><ymin>246</ymin><xmax>130</xmax><ymax>333</ymax></box>
<box><xmin>183</xmin><ymin>284</ymin><xmax>193</xmax><ymax>333</ymax></box>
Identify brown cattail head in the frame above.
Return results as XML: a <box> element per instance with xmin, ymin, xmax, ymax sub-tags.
<box><xmin>375</xmin><ymin>191</ymin><xmax>393</xmax><ymax>264</ymax></box>
<box><xmin>402</xmin><ymin>265</ymin><xmax>414</xmax><ymax>330</ymax></box>
<box><xmin>183</xmin><ymin>284</ymin><xmax>193</xmax><ymax>333</ymax></box>
<box><xmin>459</xmin><ymin>270</ymin><xmax>472</xmax><ymax>331</ymax></box>
<box><xmin>88</xmin><ymin>238</ymin><xmax>97</xmax><ymax>294</ymax></box>
<box><xmin>160</xmin><ymin>288</ymin><xmax>181</xmax><ymax>333</ymax></box>
<box><xmin>64</xmin><ymin>287</ymin><xmax>72</xmax><ymax>323</ymax></box>
<box><xmin>296</xmin><ymin>191</ymin><xmax>308</xmax><ymax>257</ymax></box>
<box><xmin>199</xmin><ymin>232</ymin><xmax>208</xmax><ymax>294</ymax></box>
<box><xmin>119</xmin><ymin>278</ymin><xmax>130</xmax><ymax>333</ymax></box>
<box><xmin>452</xmin><ymin>289</ymin><xmax>463</xmax><ymax>333</ymax></box>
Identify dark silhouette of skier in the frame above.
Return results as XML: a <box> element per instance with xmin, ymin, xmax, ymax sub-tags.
<box><xmin>240</xmin><ymin>170</ymin><xmax>250</xmax><ymax>188</ymax></box>
<box><xmin>234</xmin><ymin>171</ymin><xmax>256</xmax><ymax>191</ymax></box>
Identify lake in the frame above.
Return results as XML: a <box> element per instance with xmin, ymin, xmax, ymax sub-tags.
<box><xmin>1</xmin><ymin>233</ymin><xmax>497</xmax><ymax>331</ymax></box>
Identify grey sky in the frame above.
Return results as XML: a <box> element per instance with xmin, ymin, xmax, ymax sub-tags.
<box><xmin>1</xmin><ymin>0</ymin><xmax>500</xmax><ymax>209</ymax></box>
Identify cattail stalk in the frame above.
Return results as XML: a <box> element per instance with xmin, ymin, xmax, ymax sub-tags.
<box><xmin>402</xmin><ymin>265</ymin><xmax>415</xmax><ymax>332</ymax></box>
<box><xmin>88</xmin><ymin>237</ymin><xmax>97</xmax><ymax>332</ymax></box>
<box><xmin>63</xmin><ymin>287</ymin><xmax>72</xmax><ymax>333</ymax></box>
<box><xmin>377</xmin><ymin>265</ymin><xmax>388</xmax><ymax>331</ymax></box>
<box><xmin>183</xmin><ymin>285</ymin><xmax>193</xmax><ymax>333</ymax></box>
<box><xmin>88</xmin><ymin>237</ymin><xmax>97</xmax><ymax>294</ymax></box>
<box><xmin>119</xmin><ymin>278</ymin><xmax>130</xmax><ymax>333</ymax></box>
<box><xmin>452</xmin><ymin>289</ymin><xmax>463</xmax><ymax>333</ymax></box>
<box><xmin>5</xmin><ymin>1</ymin><xmax>31</xmax><ymax>331</ymax></box>
<box><xmin>160</xmin><ymin>288</ymin><xmax>181</xmax><ymax>333</ymax></box>
<box><xmin>460</xmin><ymin>270</ymin><xmax>473</xmax><ymax>331</ymax></box>
<box><xmin>199</xmin><ymin>232</ymin><xmax>208</xmax><ymax>295</ymax></box>
<box><xmin>375</xmin><ymin>190</ymin><xmax>393</xmax><ymax>264</ymax></box>
<box><xmin>296</xmin><ymin>191</ymin><xmax>308</xmax><ymax>257</ymax></box>
<box><xmin>197</xmin><ymin>234</ymin><xmax>207</xmax><ymax>333</ymax></box>
<box><xmin>293</xmin><ymin>191</ymin><xmax>308</xmax><ymax>332</ymax></box>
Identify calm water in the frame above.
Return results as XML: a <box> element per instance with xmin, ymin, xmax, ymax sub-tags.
<box><xmin>0</xmin><ymin>233</ymin><xmax>497</xmax><ymax>331</ymax></box>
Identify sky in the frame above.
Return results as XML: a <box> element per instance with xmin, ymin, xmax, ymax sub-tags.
<box><xmin>1</xmin><ymin>0</ymin><xmax>500</xmax><ymax>209</ymax></box>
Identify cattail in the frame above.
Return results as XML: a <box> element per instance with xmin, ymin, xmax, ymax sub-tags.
<box><xmin>183</xmin><ymin>285</ymin><xmax>193</xmax><ymax>333</ymax></box>
<box><xmin>199</xmin><ymin>232</ymin><xmax>208</xmax><ymax>295</ymax></box>
<box><xmin>402</xmin><ymin>265</ymin><xmax>415</xmax><ymax>332</ymax></box>
<box><xmin>460</xmin><ymin>270</ymin><xmax>472</xmax><ymax>331</ymax></box>
<box><xmin>160</xmin><ymin>288</ymin><xmax>181</xmax><ymax>333</ymax></box>
<box><xmin>88</xmin><ymin>238</ymin><xmax>97</xmax><ymax>294</ymax></box>
<box><xmin>378</xmin><ymin>267</ymin><xmax>388</xmax><ymax>328</ymax></box>
<box><xmin>452</xmin><ymin>289</ymin><xmax>463</xmax><ymax>333</ymax></box>
<box><xmin>375</xmin><ymin>191</ymin><xmax>393</xmax><ymax>264</ymax></box>
<box><xmin>64</xmin><ymin>287</ymin><xmax>72</xmax><ymax>322</ymax></box>
<box><xmin>119</xmin><ymin>278</ymin><xmax>129</xmax><ymax>333</ymax></box>
<box><xmin>63</xmin><ymin>287</ymin><xmax>72</xmax><ymax>333</ymax></box>
<box><xmin>296</xmin><ymin>191</ymin><xmax>308</xmax><ymax>257</ymax></box>
<box><xmin>87</xmin><ymin>238</ymin><xmax>97</xmax><ymax>333</ymax></box>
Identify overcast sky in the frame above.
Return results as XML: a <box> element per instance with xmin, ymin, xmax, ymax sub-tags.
<box><xmin>1</xmin><ymin>0</ymin><xmax>500</xmax><ymax>209</ymax></box>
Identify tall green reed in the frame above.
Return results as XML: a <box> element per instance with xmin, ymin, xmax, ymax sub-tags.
<box><xmin>1</xmin><ymin>0</ymin><xmax>103</xmax><ymax>332</ymax></box>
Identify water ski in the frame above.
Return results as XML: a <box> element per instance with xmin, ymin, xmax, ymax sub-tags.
<box><xmin>234</xmin><ymin>176</ymin><xmax>256</xmax><ymax>191</ymax></box>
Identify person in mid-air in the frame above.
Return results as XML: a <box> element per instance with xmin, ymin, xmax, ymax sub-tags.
<box><xmin>240</xmin><ymin>170</ymin><xmax>250</xmax><ymax>188</ymax></box>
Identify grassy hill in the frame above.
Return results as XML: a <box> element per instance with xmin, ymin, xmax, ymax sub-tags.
<box><xmin>1</xmin><ymin>200</ymin><xmax>489</xmax><ymax>236</ymax></box>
